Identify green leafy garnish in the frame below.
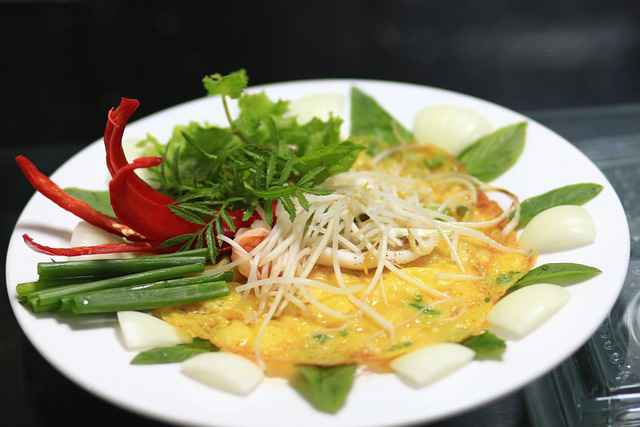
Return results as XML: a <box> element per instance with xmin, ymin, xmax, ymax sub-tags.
<box><xmin>462</xmin><ymin>332</ymin><xmax>506</xmax><ymax>360</ymax></box>
<box><xmin>291</xmin><ymin>365</ymin><xmax>357</xmax><ymax>414</ymax></box>
<box><xmin>458</xmin><ymin>122</ymin><xmax>527</xmax><ymax>182</ymax></box>
<box><xmin>312</xmin><ymin>333</ymin><xmax>330</xmax><ymax>344</ymax></box>
<box><xmin>350</xmin><ymin>87</ymin><xmax>412</xmax><ymax>155</ymax></box>
<box><xmin>131</xmin><ymin>338</ymin><xmax>218</xmax><ymax>365</ymax></box>
<box><xmin>202</xmin><ymin>69</ymin><xmax>248</xmax><ymax>99</ymax></box>
<box><xmin>64</xmin><ymin>188</ymin><xmax>115</xmax><ymax>217</ymax></box>
<box><xmin>495</xmin><ymin>271</ymin><xmax>523</xmax><ymax>285</ymax></box>
<box><xmin>408</xmin><ymin>294</ymin><xmax>440</xmax><ymax>315</ymax></box>
<box><xmin>509</xmin><ymin>263</ymin><xmax>601</xmax><ymax>293</ymax></box>
<box><xmin>387</xmin><ymin>341</ymin><xmax>413</xmax><ymax>352</ymax></box>
<box><xmin>424</xmin><ymin>156</ymin><xmax>445</xmax><ymax>170</ymax></box>
<box><xmin>518</xmin><ymin>183</ymin><xmax>603</xmax><ymax>228</ymax></box>
<box><xmin>455</xmin><ymin>205</ymin><xmax>469</xmax><ymax>217</ymax></box>
<box><xmin>139</xmin><ymin>70</ymin><xmax>363</xmax><ymax>250</ymax></box>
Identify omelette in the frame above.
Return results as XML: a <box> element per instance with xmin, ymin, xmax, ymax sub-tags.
<box><xmin>157</xmin><ymin>146</ymin><xmax>534</xmax><ymax>377</ymax></box>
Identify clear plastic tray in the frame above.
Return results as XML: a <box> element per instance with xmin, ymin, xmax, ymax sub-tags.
<box><xmin>524</xmin><ymin>128</ymin><xmax>640</xmax><ymax>427</ymax></box>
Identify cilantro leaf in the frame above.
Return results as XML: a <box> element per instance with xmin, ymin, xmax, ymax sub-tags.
<box><xmin>235</xmin><ymin>92</ymin><xmax>289</xmax><ymax>138</ymax></box>
<box><xmin>202</xmin><ymin>69</ymin><xmax>248</xmax><ymax>99</ymax></box>
<box><xmin>350</xmin><ymin>87</ymin><xmax>412</xmax><ymax>155</ymax></box>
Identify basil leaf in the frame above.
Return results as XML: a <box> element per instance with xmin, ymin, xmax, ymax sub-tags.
<box><xmin>462</xmin><ymin>332</ymin><xmax>506</xmax><ymax>360</ymax></box>
<box><xmin>131</xmin><ymin>338</ymin><xmax>218</xmax><ymax>365</ymax></box>
<box><xmin>518</xmin><ymin>183</ymin><xmax>603</xmax><ymax>228</ymax></box>
<box><xmin>291</xmin><ymin>364</ymin><xmax>357</xmax><ymax>414</ymax></box>
<box><xmin>350</xmin><ymin>87</ymin><xmax>412</xmax><ymax>155</ymax></box>
<box><xmin>64</xmin><ymin>188</ymin><xmax>115</xmax><ymax>218</ymax></box>
<box><xmin>458</xmin><ymin>122</ymin><xmax>526</xmax><ymax>182</ymax></box>
<box><xmin>509</xmin><ymin>263</ymin><xmax>601</xmax><ymax>293</ymax></box>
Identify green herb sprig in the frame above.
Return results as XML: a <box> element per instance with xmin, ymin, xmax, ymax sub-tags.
<box><xmin>138</xmin><ymin>70</ymin><xmax>363</xmax><ymax>251</ymax></box>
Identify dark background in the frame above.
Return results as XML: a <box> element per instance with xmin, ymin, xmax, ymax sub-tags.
<box><xmin>2</xmin><ymin>1</ymin><xmax>639</xmax><ymax>426</ymax></box>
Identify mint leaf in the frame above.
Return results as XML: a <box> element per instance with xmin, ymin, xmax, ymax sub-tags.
<box><xmin>64</xmin><ymin>188</ymin><xmax>115</xmax><ymax>218</ymax></box>
<box><xmin>462</xmin><ymin>332</ymin><xmax>506</xmax><ymax>360</ymax></box>
<box><xmin>350</xmin><ymin>87</ymin><xmax>412</xmax><ymax>155</ymax></box>
<box><xmin>202</xmin><ymin>69</ymin><xmax>248</xmax><ymax>99</ymax></box>
<box><xmin>291</xmin><ymin>364</ymin><xmax>357</xmax><ymax>414</ymax></box>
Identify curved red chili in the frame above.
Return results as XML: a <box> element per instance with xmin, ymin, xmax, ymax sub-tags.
<box><xmin>103</xmin><ymin>98</ymin><xmax>174</xmax><ymax>205</ymax></box>
<box><xmin>23</xmin><ymin>234</ymin><xmax>158</xmax><ymax>256</ymax></box>
<box><xmin>109</xmin><ymin>156</ymin><xmax>200</xmax><ymax>242</ymax></box>
<box><xmin>15</xmin><ymin>155</ymin><xmax>145</xmax><ymax>241</ymax></box>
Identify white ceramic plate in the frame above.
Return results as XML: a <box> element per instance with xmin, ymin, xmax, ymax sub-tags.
<box><xmin>6</xmin><ymin>80</ymin><xmax>630</xmax><ymax>427</ymax></box>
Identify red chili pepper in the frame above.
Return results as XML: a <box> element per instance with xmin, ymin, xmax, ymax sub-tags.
<box><xmin>15</xmin><ymin>155</ymin><xmax>146</xmax><ymax>242</ymax></box>
<box><xmin>109</xmin><ymin>156</ymin><xmax>200</xmax><ymax>242</ymax></box>
<box><xmin>103</xmin><ymin>97</ymin><xmax>174</xmax><ymax>205</ymax></box>
<box><xmin>23</xmin><ymin>234</ymin><xmax>159</xmax><ymax>256</ymax></box>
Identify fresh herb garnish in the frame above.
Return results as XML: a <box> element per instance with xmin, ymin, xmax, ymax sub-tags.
<box><xmin>131</xmin><ymin>338</ymin><xmax>219</xmax><ymax>365</ymax></box>
<box><xmin>139</xmin><ymin>70</ymin><xmax>363</xmax><ymax>251</ymax></box>
<box><xmin>518</xmin><ymin>183</ymin><xmax>603</xmax><ymax>228</ymax></box>
<box><xmin>509</xmin><ymin>263</ymin><xmax>601</xmax><ymax>293</ymax></box>
<box><xmin>495</xmin><ymin>271</ymin><xmax>523</xmax><ymax>285</ymax></box>
<box><xmin>462</xmin><ymin>332</ymin><xmax>506</xmax><ymax>360</ymax></box>
<box><xmin>458</xmin><ymin>122</ymin><xmax>527</xmax><ymax>182</ymax></box>
<box><xmin>424</xmin><ymin>156</ymin><xmax>445</xmax><ymax>170</ymax></box>
<box><xmin>387</xmin><ymin>341</ymin><xmax>413</xmax><ymax>352</ymax></box>
<box><xmin>312</xmin><ymin>333</ymin><xmax>330</xmax><ymax>344</ymax></box>
<box><xmin>455</xmin><ymin>205</ymin><xmax>469</xmax><ymax>217</ymax></box>
<box><xmin>291</xmin><ymin>365</ymin><xmax>357</xmax><ymax>414</ymax></box>
<box><xmin>408</xmin><ymin>294</ymin><xmax>440</xmax><ymax>315</ymax></box>
<box><xmin>64</xmin><ymin>188</ymin><xmax>115</xmax><ymax>218</ymax></box>
<box><xmin>350</xmin><ymin>87</ymin><xmax>412</xmax><ymax>155</ymax></box>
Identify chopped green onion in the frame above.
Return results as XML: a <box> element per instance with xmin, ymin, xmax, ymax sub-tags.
<box><xmin>17</xmin><ymin>277</ymin><xmax>93</xmax><ymax>298</ymax></box>
<box><xmin>155</xmin><ymin>248</ymin><xmax>210</xmax><ymax>259</ymax></box>
<box><xmin>37</xmin><ymin>256</ymin><xmax>206</xmax><ymax>280</ymax></box>
<box><xmin>68</xmin><ymin>271</ymin><xmax>233</xmax><ymax>297</ymax></box>
<box><xmin>29</xmin><ymin>263</ymin><xmax>205</xmax><ymax>308</ymax></box>
<box><xmin>69</xmin><ymin>281</ymin><xmax>229</xmax><ymax>314</ymax></box>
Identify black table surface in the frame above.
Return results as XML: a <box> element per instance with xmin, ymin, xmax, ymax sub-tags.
<box><xmin>4</xmin><ymin>103</ymin><xmax>640</xmax><ymax>427</ymax></box>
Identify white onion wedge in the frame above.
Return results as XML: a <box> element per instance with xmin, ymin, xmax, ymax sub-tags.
<box><xmin>117</xmin><ymin>311</ymin><xmax>190</xmax><ymax>351</ymax></box>
<box><xmin>390</xmin><ymin>343</ymin><xmax>475</xmax><ymax>388</ymax></box>
<box><xmin>488</xmin><ymin>284</ymin><xmax>569</xmax><ymax>340</ymax></box>
<box><xmin>519</xmin><ymin>205</ymin><xmax>595</xmax><ymax>253</ymax></box>
<box><xmin>70</xmin><ymin>221</ymin><xmax>130</xmax><ymax>260</ymax></box>
<box><xmin>287</xmin><ymin>93</ymin><xmax>344</xmax><ymax>124</ymax></box>
<box><xmin>182</xmin><ymin>352</ymin><xmax>264</xmax><ymax>396</ymax></box>
<box><xmin>413</xmin><ymin>105</ymin><xmax>492</xmax><ymax>154</ymax></box>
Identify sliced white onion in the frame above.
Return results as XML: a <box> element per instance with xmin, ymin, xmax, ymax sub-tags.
<box><xmin>519</xmin><ymin>205</ymin><xmax>595</xmax><ymax>253</ymax></box>
<box><xmin>390</xmin><ymin>343</ymin><xmax>475</xmax><ymax>388</ymax></box>
<box><xmin>413</xmin><ymin>105</ymin><xmax>492</xmax><ymax>154</ymax></box>
<box><xmin>182</xmin><ymin>352</ymin><xmax>264</xmax><ymax>396</ymax></box>
<box><xmin>488</xmin><ymin>284</ymin><xmax>569</xmax><ymax>340</ymax></box>
<box><xmin>287</xmin><ymin>93</ymin><xmax>344</xmax><ymax>124</ymax></box>
<box><xmin>70</xmin><ymin>221</ymin><xmax>130</xmax><ymax>260</ymax></box>
<box><xmin>117</xmin><ymin>311</ymin><xmax>190</xmax><ymax>351</ymax></box>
